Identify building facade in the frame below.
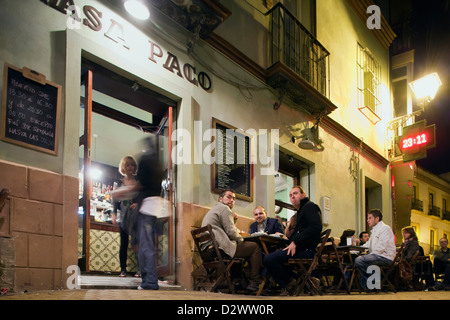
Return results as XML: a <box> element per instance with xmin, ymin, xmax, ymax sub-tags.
<box><xmin>0</xmin><ymin>0</ymin><xmax>397</xmax><ymax>291</ymax></box>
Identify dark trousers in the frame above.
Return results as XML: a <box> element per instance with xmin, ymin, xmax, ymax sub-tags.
<box><xmin>263</xmin><ymin>247</ymin><xmax>315</xmax><ymax>288</ymax></box>
<box><xmin>119</xmin><ymin>223</ymin><xmax>139</xmax><ymax>272</ymax></box>
<box><xmin>234</xmin><ymin>241</ymin><xmax>262</xmax><ymax>284</ymax></box>
<box><xmin>119</xmin><ymin>224</ymin><xmax>129</xmax><ymax>271</ymax></box>
<box><xmin>434</xmin><ymin>259</ymin><xmax>450</xmax><ymax>285</ymax></box>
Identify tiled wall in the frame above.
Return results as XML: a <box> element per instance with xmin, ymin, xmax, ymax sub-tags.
<box><xmin>78</xmin><ymin>228</ymin><xmax>138</xmax><ymax>273</ymax></box>
<box><xmin>0</xmin><ymin>160</ymin><xmax>78</xmax><ymax>292</ymax></box>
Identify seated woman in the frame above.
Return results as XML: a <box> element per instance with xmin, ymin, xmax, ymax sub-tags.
<box><xmin>401</xmin><ymin>226</ymin><xmax>435</xmax><ymax>290</ymax></box>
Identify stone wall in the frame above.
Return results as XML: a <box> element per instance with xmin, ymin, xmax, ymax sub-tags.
<box><xmin>0</xmin><ymin>160</ymin><xmax>78</xmax><ymax>292</ymax></box>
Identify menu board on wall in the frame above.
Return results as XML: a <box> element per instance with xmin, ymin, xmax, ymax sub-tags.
<box><xmin>1</xmin><ymin>63</ymin><xmax>61</xmax><ymax>155</ymax></box>
<box><xmin>211</xmin><ymin>118</ymin><xmax>253</xmax><ymax>202</ymax></box>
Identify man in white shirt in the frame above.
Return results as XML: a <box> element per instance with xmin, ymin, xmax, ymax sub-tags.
<box><xmin>355</xmin><ymin>209</ymin><xmax>396</xmax><ymax>290</ymax></box>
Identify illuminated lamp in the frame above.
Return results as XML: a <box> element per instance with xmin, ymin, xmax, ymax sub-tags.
<box><xmin>298</xmin><ymin>138</ymin><xmax>315</xmax><ymax>150</ymax></box>
<box><xmin>124</xmin><ymin>0</ymin><xmax>150</xmax><ymax>20</ymax></box>
<box><xmin>409</xmin><ymin>72</ymin><xmax>442</xmax><ymax>102</ymax></box>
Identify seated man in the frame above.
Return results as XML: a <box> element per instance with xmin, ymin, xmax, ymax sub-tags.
<box><xmin>433</xmin><ymin>237</ymin><xmax>450</xmax><ymax>290</ymax></box>
<box><xmin>249</xmin><ymin>206</ymin><xmax>283</xmax><ymax>235</ymax></box>
<box><xmin>359</xmin><ymin>231</ymin><xmax>370</xmax><ymax>247</ymax></box>
<box><xmin>201</xmin><ymin>189</ymin><xmax>262</xmax><ymax>292</ymax></box>
<box><xmin>263</xmin><ymin>186</ymin><xmax>322</xmax><ymax>295</ymax></box>
<box><xmin>354</xmin><ymin>209</ymin><xmax>396</xmax><ymax>291</ymax></box>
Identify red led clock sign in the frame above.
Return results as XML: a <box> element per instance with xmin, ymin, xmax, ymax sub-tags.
<box><xmin>398</xmin><ymin>120</ymin><xmax>436</xmax><ymax>162</ymax></box>
<box><xmin>400</xmin><ymin>130</ymin><xmax>433</xmax><ymax>151</ymax></box>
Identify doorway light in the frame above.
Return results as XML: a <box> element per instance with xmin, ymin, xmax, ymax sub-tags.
<box><xmin>124</xmin><ymin>0</ymin><xmax>150</xmax><ymax>20</ymax></box>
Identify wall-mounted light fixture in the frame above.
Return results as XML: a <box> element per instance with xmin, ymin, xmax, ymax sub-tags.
<box><xmin>291</xmin><ymin>117</ymin><xmax>325</xmax><ymax>152</ymax></box>
<box><xmin>124</xmin><ymin>0</ymin><xmax>150</xmax><ymax>20</ymax></box>
<box><xmin>409</xmin><ymin>72</ymin><xmax>442</xmax><ymax>102</ymax></box>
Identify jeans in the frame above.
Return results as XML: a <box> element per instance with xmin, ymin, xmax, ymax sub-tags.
<box><xmin>137</xmin><ymin>213</ymin><xmax>159</xmax><ymax>289</ymax></box>
<box><xmin>355</xmin><ymin>254</ymin><xmax>393</xmax><ymax>290</ymax></box>
<box><xmin>263</xmin><ymin>247</ymin><xmax>315</xmax><ymax>288</ymax></box>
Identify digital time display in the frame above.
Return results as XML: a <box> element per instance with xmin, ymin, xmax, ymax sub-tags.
<box><xmin>400</xmin><ymin>133</ymin><xmax>429</xmax><ymax>150</ymax></box>
<box><xmin>398</xmin><ymin>120</ymin><xmax>436</xmax><ymax>161</ymax></box>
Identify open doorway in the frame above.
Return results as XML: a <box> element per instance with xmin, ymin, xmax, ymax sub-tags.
<box><xmin>365</xmin><ymin>176</ymin><xmax>382</xmax><ymax>231</ymax></box>
<box><xmin>274</xmin><ymin>149</ymin><xmax>311</xmax><ymax>229</ymax></box>
<box><xmin>78</xmin><ymin>58</ymin><xmax>176</xmax><ymax>278</ymax></box>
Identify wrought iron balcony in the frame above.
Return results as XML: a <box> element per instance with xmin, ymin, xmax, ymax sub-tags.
<box><xmin>428</xmin><ymin>205</ymin><xmax>441</xmax><ymax>218</ymax></box>
<box><xmin>443</xmin><ymin>211</ymin><xmax>450</xmax><ymax>222</ymax></box>
<box><xmin>411</xmin><ymin>198</ymin><xmax>423</xmax><ymax>212</ymax></box>
<box><xmin>265</xmin><ymin>3</ymin><xmax>334</xmax><ymax>116</ymax></box>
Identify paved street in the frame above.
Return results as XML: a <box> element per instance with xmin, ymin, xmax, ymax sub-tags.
<box><xmin>1</xmin><ymin>287</ymin><xmax>449</xmax><ymax>300</ymax></box>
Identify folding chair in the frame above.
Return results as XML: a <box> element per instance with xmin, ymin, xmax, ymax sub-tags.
<box><xmin>410</xmin><ymin>251</ymin><xmax>431</xmax><ymax>290</ymax></box>
<box><xmin>318</xmin><ymin>236</ymin><xmax>352</xmax><ymax>294</ymax></box>
<box><xmin>286</xmin><ymin>229</ymin><xmax>331</xmax><ymax>295</ymax></box>
<box><xmin>379</xmin><ymin>243</ymin><xmax>404</xmax><ymax>292</ymax></box>
<box><xmin>191</xmin><ymin>224</ymin><xmax>241</xmax><ymax>294</ymax></box>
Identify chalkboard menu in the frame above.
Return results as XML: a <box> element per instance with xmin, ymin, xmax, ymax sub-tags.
<box><xmin>1</xmin><ymin>63</ymin><xmax>61</xmax><ymax>155</ymax></box>
<box><xmin>211</xmin><ymin>118</ymin><xmax>253</xmax><ymax>201</ymax></box>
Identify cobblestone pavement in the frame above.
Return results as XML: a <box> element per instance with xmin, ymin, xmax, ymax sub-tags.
<box><xmin>1</xmin><ymin>288</ymin><xmax>449</xmax><ymax>300</ymax></box>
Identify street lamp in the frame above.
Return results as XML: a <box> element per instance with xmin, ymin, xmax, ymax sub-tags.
<box><xmin>409</xmin><ymin>72</ymin><xmax>442</xmax><ymax>105</ymax></box>
<box><xmin>388</xmin><ymin>72</ymin><xmax>442</xmax><ymax>132</ymax></box>
<box><xmin>387</xmin><ymin>72</ymin><xmax>442</xmax><ymax>159</ymax></box>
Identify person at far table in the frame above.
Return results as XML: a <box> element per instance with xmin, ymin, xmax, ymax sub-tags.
<box><xmin>201</xmin><ymin>189</ymin><xmax>262</xmax><ymax>292</ymax></box>
<box><xmin>401</xmin><ymin>226</ymin><xmax>435</xmax><ymax>290</ymax></box>
<box><xmin>249</xmin><ymin>206</ymin><xmax>284</xmax><ymax>235</ymax></box>
<box><xmin>354</xmin><ymin>209</ymin><xmax>396</xmax><ymax>291</ymax></box>
<box><xmin>359</xmin><ymin>231</ymin><xmax>370</xmax><ymax>247</ymax></box>
<box><xmin>263</xmin><ymin>186</ymin><xmax>322</xmax><ymax>295</ymax></box>
<box><xmin>433</xmin><ymin>237</ymin><xmax>450</xmax><ymax>290</ymax></box>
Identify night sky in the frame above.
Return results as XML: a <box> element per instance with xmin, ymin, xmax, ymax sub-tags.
<box><xmin>390</xmin><ymin>0</ymin><xmax>450</xmax><ymax>177</ymax></box>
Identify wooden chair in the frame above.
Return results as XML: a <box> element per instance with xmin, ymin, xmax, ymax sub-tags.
<box><xmin>318</xmin><ymin>236</ymin><xmax>353</xmax><ymax>294</ymax></box>
<box><xmin>379</xmin><ymin>243</ymin><xmax>404</xmax><ymax>292</ymax></box>
<box><xmin>410</xmin><ymin>252</ymin><xmax>432</xmax><ymax>289</ymax></box>
<box><xmin>191</xmin><ymin>224</ymin><xmax>241</xmax><ymax>294</ymax></box>
<box><xmin>286</xmin><ymin>229</ymin><xmax>331</xmax><ymax>295</ymax></box>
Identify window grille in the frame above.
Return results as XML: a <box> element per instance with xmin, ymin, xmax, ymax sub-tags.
<box><xmin>357</xmin><ymin>43</ymin><xmax>381</xmax><ymax>123</ymax></box>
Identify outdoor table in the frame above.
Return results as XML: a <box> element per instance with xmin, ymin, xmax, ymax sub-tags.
<box><xmin>322</xmin><ymin>245</ymin><xmax>367</xmax><ymax>293</ymax></box>
<box><xmin>244</xmin><ymin>233</ymin><xmax>289</xmax><ymax>296</ymax></box>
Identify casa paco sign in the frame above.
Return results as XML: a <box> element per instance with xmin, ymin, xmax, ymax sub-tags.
<box><xmin>41</xmin><ymin>0</ymin><xmax>212</xmax><ymax>92</ymax></box>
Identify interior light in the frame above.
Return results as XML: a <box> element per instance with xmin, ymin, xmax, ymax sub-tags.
<box><xmin>409</xmin><ymin>72</ymin><xmax>442</xmax><ymax>101</ymax></box>
<box><xmin>90</xmin><ymin>168</ymin><xmax>102</xmax><ymax>181</ymax></box>
<box><xmin>124</xmin><ymin>0</ymin><xmax>150</xmax><ymax>20</ymax></box>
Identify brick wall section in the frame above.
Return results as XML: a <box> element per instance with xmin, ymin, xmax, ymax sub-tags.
<box><xmin>0</xmin><ymin>160</ymin><xmax>78</xmax><ymax>292</ymax></box>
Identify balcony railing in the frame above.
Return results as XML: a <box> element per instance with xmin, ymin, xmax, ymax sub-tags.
<box><xmin>428</xmin><ymin>205</ymin><xmax>441</xmax><ymax>218</ymax></box>
<box><xmin>443</xmin><ymin>211</ymin><xmax>450</xmax><ymax>222</ymax></box>
<box><xmin>411</xmin><ymin>198</ymin><xmax>423</xmax><ymax>211</ymax></box>
<box><xmin>266</xmin><ymin>3</ymin><xmax>330</xmax><ymax>98</ymax></box>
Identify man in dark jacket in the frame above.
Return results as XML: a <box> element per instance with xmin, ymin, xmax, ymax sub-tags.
<box><xmin>263</xmin><ymin>186</ymin><xmax>322</xmax><ymax>295</ymax></box>
<box><xmin>249</xmin><ymin>206</ymin><xmax>284</xmax><ymax>235</ymax></box>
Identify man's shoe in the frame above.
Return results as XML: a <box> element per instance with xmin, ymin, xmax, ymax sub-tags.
<box><xmin>280</xmin><ymin>278</ymin><xmax>297</xmax><ymax>296</ymax></box>
<box><xmin>245</xmin><ymin>282</ymin><xmax>260</xmax><ymax>292</ymax></box>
